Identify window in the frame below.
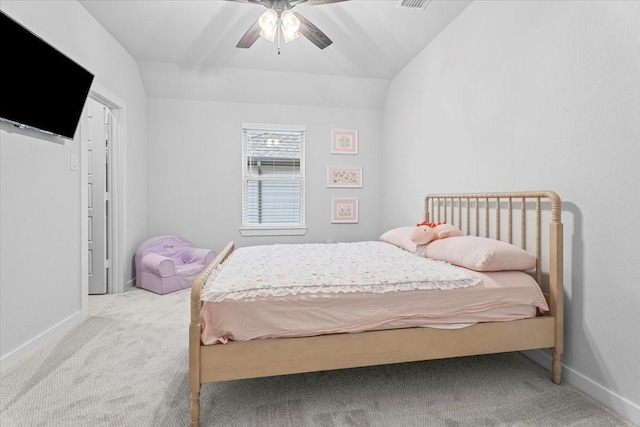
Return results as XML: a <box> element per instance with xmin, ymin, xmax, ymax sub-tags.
<box><xmin>241</xmin><ymin>123</ymin><xmax>306</xmax><ymax>235</ymax></box>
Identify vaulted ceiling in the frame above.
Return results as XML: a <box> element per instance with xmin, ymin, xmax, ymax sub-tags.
<box><xmin>80</xmin><ymin>0</ymin><xmax>471</xmax><ymax>107</ymax></box>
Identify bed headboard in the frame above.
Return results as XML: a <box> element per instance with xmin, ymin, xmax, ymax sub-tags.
<box><xmin>423</xmin><ymin>191</ymin><xmax>563</xmax><ymax>327</ymax></box>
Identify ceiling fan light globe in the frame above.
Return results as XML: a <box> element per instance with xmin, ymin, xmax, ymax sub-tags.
<box><xmin>282</xmin><ymin>29</ymin><xmax>299</xmax><ymax>43</ymax></box>
<box><xmin>259</xmin><ymin>28</ymin><xmax>277</xmax><ymax>42</ymax></box>
<box><xmin>281</xmin><ymin>10</ymin><xmax>301</xmax><ymax>33</ymax></box>
<box><xmin>258</xmin><ymin>9</ymin><xmax>278</xmax><ymax>33</ymax></box>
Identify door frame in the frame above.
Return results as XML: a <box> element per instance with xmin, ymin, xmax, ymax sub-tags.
<box><xmin>79</xmin><ymin>83</ymin><xmax>127</xmax><ymax>301</ymax></box>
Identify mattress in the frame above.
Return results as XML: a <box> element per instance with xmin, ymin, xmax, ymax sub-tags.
<box><xmin>202</xmin><ymin>241</ymin><xmax>480</xmax><ymax>301</ymax></box>
<box><xmin>200</xmin><ymin>243</ymin><xmax>549</xmax><ymax>345</ymax></box>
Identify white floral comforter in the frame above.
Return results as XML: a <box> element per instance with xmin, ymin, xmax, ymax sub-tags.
<box><xmin>202</xmin><ymin>241</ymin><xmax>480</xmax><ymax>302</ymax></box>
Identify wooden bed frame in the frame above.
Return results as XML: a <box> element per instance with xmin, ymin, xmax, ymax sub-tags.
<box><xmin>189</xmin><ymin>191</ymin><xmax>563</xmax><ymax>427</ymax></box>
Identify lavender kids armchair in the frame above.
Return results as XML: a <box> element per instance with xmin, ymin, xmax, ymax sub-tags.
<box><xmin>135</xmin><ymin>236</ymin><xmax>216</xmax><ymax>294</ymax></box>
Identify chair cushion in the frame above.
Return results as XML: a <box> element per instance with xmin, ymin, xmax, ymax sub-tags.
<box><xmin>175</xmin><ymin>262</ymin><xmax>205</xmax><ymax>274</ymax></box>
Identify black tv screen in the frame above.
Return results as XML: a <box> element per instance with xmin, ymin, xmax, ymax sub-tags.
<box><xmin>0</xmin><ymin>11</ymin><xmax>94</xmax><ymax>139</ymax></box>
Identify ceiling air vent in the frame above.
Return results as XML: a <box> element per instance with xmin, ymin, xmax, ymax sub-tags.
<box><xmin>397</xmin><ymin>0</ymin><xmax>431</xmax><ymax>10</ymax></box>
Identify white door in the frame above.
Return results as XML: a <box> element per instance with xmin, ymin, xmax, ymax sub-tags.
<box><xmin>87</xmin><ymin>98</ymin><xmax>111</xmax><ymax>295</ymax></box>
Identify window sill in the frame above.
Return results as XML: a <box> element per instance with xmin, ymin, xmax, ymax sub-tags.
<box><xmin>239</xmin><ymin>227</ymin><xmax>308</xmax><ymax>237</ymax></box>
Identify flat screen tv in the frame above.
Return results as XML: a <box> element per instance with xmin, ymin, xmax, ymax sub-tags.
<box><xmin>0</xmin><ymin>11</ymin><xmax>94</xmax><ymax>139</ymax></box>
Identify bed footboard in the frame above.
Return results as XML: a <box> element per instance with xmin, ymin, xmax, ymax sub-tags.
<box><xmin>189</xmin><ymin>241</ymin><xmax>235</xmax><ymax>427</ymax></box>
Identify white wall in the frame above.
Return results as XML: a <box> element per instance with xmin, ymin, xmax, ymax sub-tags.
<box><xmin>382</xmin><ymin>0</ymin><xmax>640</xmax><ymax>422</ymax></box>
<box><xmin>138</xmin><ymin>62</ymin><xmax>390</xmax><ymax>110</ymax></box>
<box><xmin>0</xmin><ymin>1</ymin><xmax>147</xmax><ymax>368</ymax></box>
<box><xmin>147</xmin><ymin>98</ymin><xmax>383</xmax><ymax>250</ymax></box>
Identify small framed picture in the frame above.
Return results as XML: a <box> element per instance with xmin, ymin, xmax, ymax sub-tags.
<box><xmin>326</xmin><ymin>166</ymin><xmax>363</xmax><ymax>188</ymax></box>
<box><xmin>330</xmin><ymin>129</ymin><xmax>358</xmax><ymax>155</ymax></box>
<box><xmin>331</xmin><ymin>198</ymin><xmax>358</xmax><ymax>223</ymax></box>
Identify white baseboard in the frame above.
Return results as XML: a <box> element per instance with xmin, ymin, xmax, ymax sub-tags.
<box><xmin>125</xmin><ymin>277</ymin><xmax>135</xmax><ymax>291</ymax></box>
<box><xmin>0</xmin><ymin>309</ymin><xmax>87</xmax><ymax>372</ymax></box>
<box><xmin>521</xmin><ymin>349</ymin><xmax>640</xmax><ymax>425</ymax></box>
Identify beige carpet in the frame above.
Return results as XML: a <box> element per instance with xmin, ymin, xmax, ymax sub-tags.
<box><xmin>1</xmin><ymin>287</ymin><xmax>633</xmax><ymax>427</ymax></box>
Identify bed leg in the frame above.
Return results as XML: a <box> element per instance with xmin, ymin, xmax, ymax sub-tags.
<box><xmin>190</xmin><ymin>388</ymin><xmax>200</xmax><ymax>427</ymax></box>
<box><xmin>552</xmin><ymin>350</ymin><xmax>562</xmax><ymax>384</ymax></box>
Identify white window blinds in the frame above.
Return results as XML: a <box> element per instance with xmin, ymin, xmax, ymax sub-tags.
<box><xmin>242</xmin><ymin>124</ymin><xmax>305</xmax><ymax>228</ymax></box>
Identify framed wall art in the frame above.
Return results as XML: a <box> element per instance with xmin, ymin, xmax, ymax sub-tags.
<box><xmin>331</xmin><ymin>198</ymin><xmax>359</xmax><ymax>223</ymax></box>
<box><xmin>330</xmin><ymin>129</ymin><xmax>358</xmax><ymax>155</ymax></box>
<box><xmin>326</xmin><ymin>166</ymin><xmax>363</xmax><ymax>188</ymax></box>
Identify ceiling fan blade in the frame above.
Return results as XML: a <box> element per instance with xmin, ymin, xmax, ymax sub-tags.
<box><xmin>296</xmin><ymin>0</ymin><xmax>349</xmax><ymax>6</ymax></box>
<box><xmin>293</xmin><ymin>12</ymin><xmax>333</xmax><ymax>50</ymax></box>
<box><xmin>236</xmin><ymin>20</ymin><xmax>261</xmax><ymax>48</ymax></box>
<box><xmin>223</xmin><ymin>0</ymin><xmax>271</xmax><ymax>6</ymax></box>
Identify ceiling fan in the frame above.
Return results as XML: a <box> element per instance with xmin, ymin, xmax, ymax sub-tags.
<box><xmin>226</xmin><ymin>0</ymin><xmax>348</xmax><ymax>51</ymax></box>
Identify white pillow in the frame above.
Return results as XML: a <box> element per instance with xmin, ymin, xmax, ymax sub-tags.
<box><xmin>379</xmin><ymin>226</ymin><xmax>416</xmax><ymax>253</ymax></box>
<box><xmin>419</xmin><ymin>235</ymin><xmax>536</xmax><ymax>272</ymax></box>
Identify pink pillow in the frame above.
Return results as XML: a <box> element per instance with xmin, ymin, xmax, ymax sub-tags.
<box><xmin>379</xmin><ymin>226</ymin><xmax>416</xmax><ymax>253</ymax></box>
<box><xmin>419</xmin><ymin>235</ymin><xmax>536</xmax><ymax>272</ymax></box>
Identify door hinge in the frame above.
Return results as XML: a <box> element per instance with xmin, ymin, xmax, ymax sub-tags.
<box><xmin>104</xmin><ymin>192</ymin><xmax>111</xmax><ymax>201</ymax></box>
<box><xmin>104</xmin><ymin>259</ymin><xmax>111</xmax><ymax>269</ymax></box>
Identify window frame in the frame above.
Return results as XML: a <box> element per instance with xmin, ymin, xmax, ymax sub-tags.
<box><xmin>240</xmin><ymin>122</ymin><xmax>307</xmax><ymax>236</ymax></box>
